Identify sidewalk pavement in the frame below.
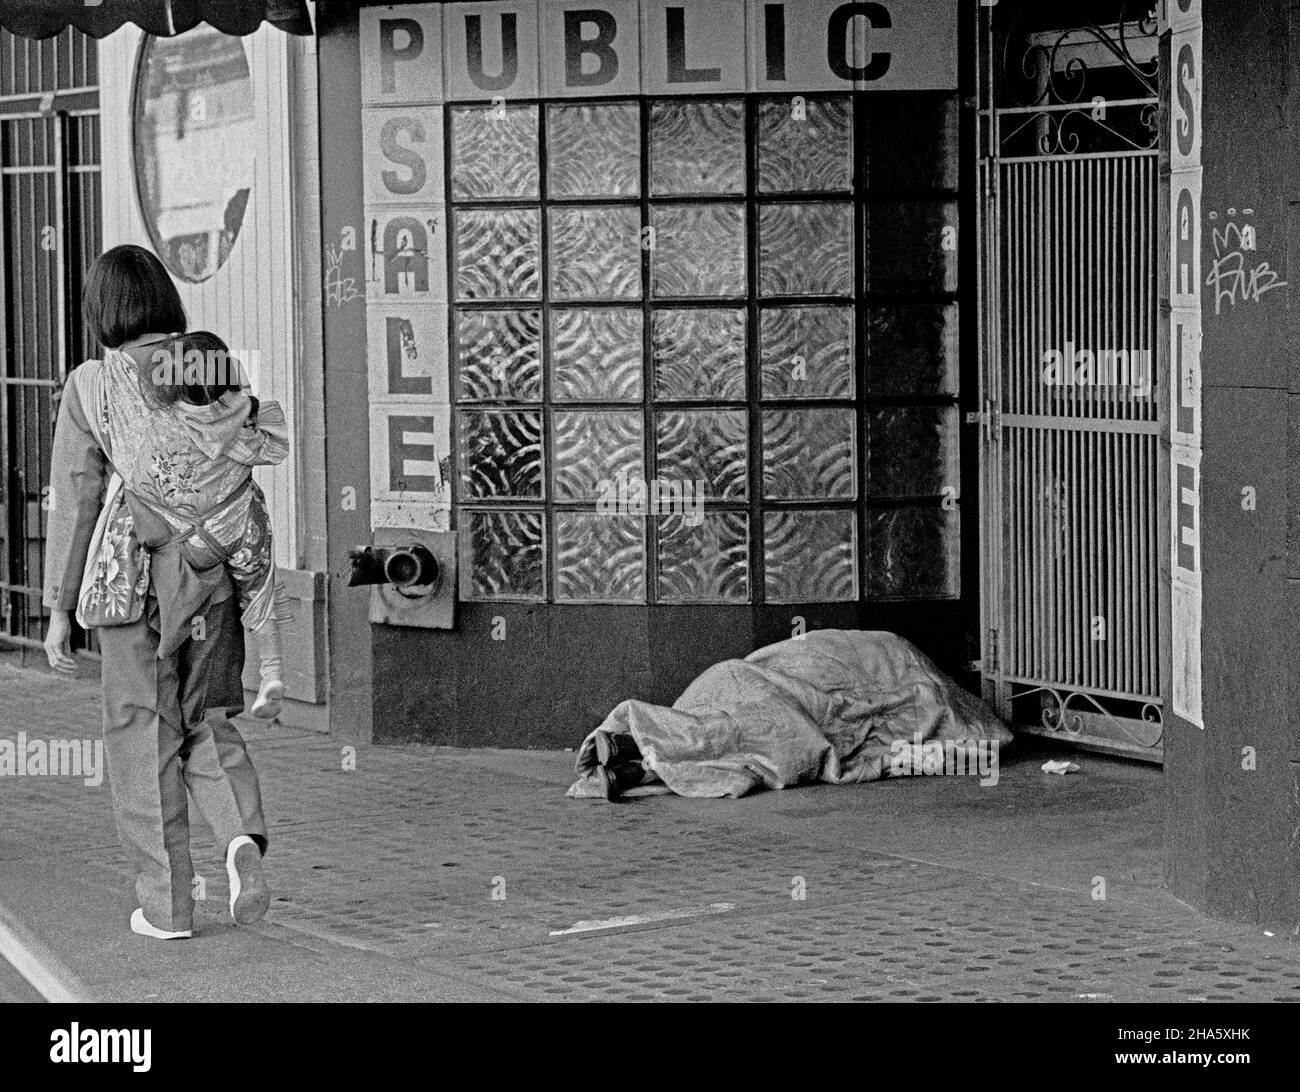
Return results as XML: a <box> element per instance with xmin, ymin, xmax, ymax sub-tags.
<box><xmin>1</xmin><ymin>660</ymin><xmax>1298</xmax><ymax>1003</ymax></box>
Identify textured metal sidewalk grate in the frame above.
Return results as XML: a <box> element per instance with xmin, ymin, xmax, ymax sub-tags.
<box><xmin>439</xmin><ymin>894</ymin><xmax>1300</xmax><ymax>1003</ymax></box>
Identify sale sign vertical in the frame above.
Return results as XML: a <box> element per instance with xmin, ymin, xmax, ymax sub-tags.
<box><xmin>1167</xmin><ymin>0</ymin><xmax>1203</xmax><ymax>728</ymax></box>
<box><xmin>360</xmin><ymin>4</ymin><xmax>453</xmax><ymax>533</ymax></box>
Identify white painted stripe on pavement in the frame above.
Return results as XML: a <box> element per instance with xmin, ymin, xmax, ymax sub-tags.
<box><xmin>550</xmin><ymin>902</ymin><xmax>735</xmax><ymax>936</ymax></box>
<box><xmin>0</xmin><ymin>903</ymin><xmax>89</xmax><ymax>1003</ymax></box>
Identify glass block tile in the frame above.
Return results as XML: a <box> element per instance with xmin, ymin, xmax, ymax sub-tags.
<box><xmin>555</xmin><ymin>512</ymin><xmax>645</xmax><ymax>602</ymax></box>
<box><xmin>548</xmin><ymin>206</ymin><xmax>642</xmax><ymax>300</ymax></box>
<box><xmin>650</xmin><ymin>204</ymin><xmax>746</xmax><ymax>298</ymax></box>
<box><xmin>863</xmin><ymin>93</ymin><xmax>959</xmax><ymax>191</ymax></box>
<box><xmin>547</xmin><ymin>102</ymin><xmax>640</xmax><ymax>198</ymax></box>
<box><xmin>759</xmin><ymin>202</ymin><xmax>854</xmax><ymax>297</ymax></box>
<box><xmin>758</xmin><ymin>96</ymin><xmax>853</xmax><ymax>194</ymax></box>
<box><xmin>759</xmin><ymin>306</ymin><xmax>855</xmax><ymax>398</ymax></box>
<box><xmin>551</xmin><ymin>308</ymin><xmax>643</xmax><ymax>402</ymax></box>
<box><xmin>762</xmin><ymin>408</ymin><xmax>856</xmax><ymax>500</ymax></box>
<box><xmin>763</xmin><ymin>509</ymin><xmax>858</xmax><ymax>602</ymax></box>
<box><xmin>456</xmin><ymin>309</ymin><xmax>541</xmax><ymax>402</ymax></box>
<box><xmin>458</xmin><ymin>409</ymin><xmax>543</xmax><ymax>498</ymax></box>
<box><xmin>655</xmin><ymin>409</ymin><xmax>748</xmax><ymax>501</ymax></box>
<box><xmin>649</xmin><ymin>99</ymin><xmax>745</xmax><ymax>196</ymax></box>
<box><xmin>454</xmin><ymin>208</ymin><xmax>541</xmax><ymax>300</ymax></box>
<box><xmin>652</xmin><ymin>308</ymin><xmax>747</xmax><ymax>400</ymax></box>
<box><xmin>462</xmin><ymin>510</ymin><xmax>545</xmax><ymax>600</ymax></box>
<box><xmin>552</xmin><ymin>409</ymin><xmax>644</xmax><ymax>501</ymax></box>
<box><xmin>866</xmin><ymin>405</ymin><xmax>960</xmax><ymax>497</ymax></box>
<box><xmin>865</xmin><ymin>303</ymin><xmax>959</xmax><ymax>396</ymax></box>
<box><xmin>657</xmin><ymin>511</ymin><xmax>750</xmax><ymax>603</ymax></box>
<box><xmin>450</xmin><ymin>105</ymin><xmax>539</xmax><ymax>199</ymax></box>
<box><xmin>864</xmin><ymin>201</ymin><xmax>959</xmax><ymax>294</ymax></box>
<box><xmin>866</xmin><ymin>506</ymin><xmax>960</xmax><ymax>599</ymax></box>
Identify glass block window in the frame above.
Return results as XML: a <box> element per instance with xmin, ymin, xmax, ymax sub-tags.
<box><xmin>449</xmin><ymin>92</ymin><xmax>961</xmax><ymax>604</ymax></box>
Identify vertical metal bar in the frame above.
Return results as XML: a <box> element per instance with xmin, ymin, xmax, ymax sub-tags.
<box><xmin>1080</xmin><ymin>157</ymin><xmax>1091</xmax><ymax>689</ymax></box>
<box><xmin>1101</xmin><ymin>159</ymin><xmax>1114</xmax><ymax>691</ymax></box>
<box><xmin>1118</xmin><ymin>157</ymin><xmax>1130</xmax><ymax>695</ymax></box>
<box><xmin>1040</xmin><ymin>159</ymin><xmax>1051</xmax><ymax>683</ymax></box>
<box><xmin>1038</xmin><ymin>159</ymin><xmax>1048</xmax><ymax>683</ymax></box>
<box><xmin>1030</xmin><ymin>160</ymin><xmax>1040</xmax><ymax>681</ymax></box>
<box><xmin>1119</xmin><ymin>158</ymin><xmax>1131</xmax><ymax>693</ymax></box>
<box><xmin>1151</xmin><ymin>155</ymin><xmax>1160</xmax><ymax>694</ymax></box>
<box><xmin>1107</xmin><ymin>159</ymin><xmax>1118</xmax><ymax>691</ymax></box>
<box><xmin>1003</xmin><ymin>164</ymin><xmax>1015</xmax><ymax>676</ymax></box>
<box><xmin>52</xmin><ymin>114</ymin><xmax>68</xmax><ymax>383</ymax></box>
<box><xmin>0</xmin><ymin>118</ymin><xmax>9</xmax><ymax>638</ymax></box>
<box><xmin>1055</xmin><ymin>157</ymin><xmax>1066</xmax><ymax>686</ymax></box>
<box><xmin>15</xmin><ymin>160</ymin><xmax>30</xmax><ymax>638</ymax></box>
<box><xmin>1059</xmin><ymin>155</ymin><xmax>1069</xmax><ymax>683</ymax></box>
<box><xmin>1124</xmin><ymin>408</ymin><xmax>1134</xmax><ymax>696</ymax></box>
<box><xmin>1009</xmin><ymin>163</ymin><xmax>1018</xmax><ymax>678</ymax></box>
<box><xmin>1082</xmin><ymin>158</ymin><xmax>1092</xmax><ymax>689</ymax></box>
<box><xmin>1119</xmin><ymin>154</ymin><xmax>1131</xmax><ymax>694</ymax></box>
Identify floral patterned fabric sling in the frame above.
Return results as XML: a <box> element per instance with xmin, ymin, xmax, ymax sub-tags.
<box><xmin>75</xmin><ymin>471</ymin><xmax>151</xmax><ymax>628</ymax></box>
<box><xmin>75</xmin><ymin>469</ymin><xmax>255</xmax><ymax>630</ymax></box>
<box><xmin>71</xmin><ymin>346</ymin><xmax>281</xmax><ymax>632</ymax></box>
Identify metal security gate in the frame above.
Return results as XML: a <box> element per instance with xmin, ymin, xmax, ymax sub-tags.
<box><xmin>976</xmin><ymin>2</ymin><xmax>1163</xmax><ymax>759</ymax></box>
<box><xmin>0</xmin><ymin>28</ymin><xmax>101</xmax><ymax>650</ymax></box>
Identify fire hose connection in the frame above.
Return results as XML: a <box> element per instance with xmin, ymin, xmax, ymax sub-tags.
<box><xmin>384</xmin><ymin>544</ymin><xmax>438</xmax><ymax>589</ymax></box>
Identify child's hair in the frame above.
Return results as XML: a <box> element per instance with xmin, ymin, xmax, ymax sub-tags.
<box><xmin>81</xmin><ymin>244</ymin><xmax>187</xmax><ymax>350</ymax></box>
<box><xmin>141</xmin><ymin>330</ymin><xmax>245</xmax><ymax>408</ymax></box>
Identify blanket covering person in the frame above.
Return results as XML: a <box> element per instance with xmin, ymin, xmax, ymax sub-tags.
<box><xmin>568</xmin><ymin>629</ymin><xmax>1013</xmax><ymax>800</ymax></box>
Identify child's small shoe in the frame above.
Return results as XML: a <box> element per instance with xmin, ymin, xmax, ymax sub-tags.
<box><xmin>250</xmin><ymin>678</ymin><xmax>284</xmax><ymax>720</ymax></box>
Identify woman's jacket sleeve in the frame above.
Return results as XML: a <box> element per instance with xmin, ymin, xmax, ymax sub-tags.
<box><xmin>42</xmin><ymin>364</ymin><xmax>107</xmax><ymax>611</ymax></box>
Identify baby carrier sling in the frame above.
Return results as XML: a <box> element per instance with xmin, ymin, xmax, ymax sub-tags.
<box><xmin>76</xmin><ymin>460</ymin><xmax>253</xmax><ymax>629</ymax></box>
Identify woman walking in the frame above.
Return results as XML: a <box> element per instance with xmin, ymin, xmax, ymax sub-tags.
<box><xmin>42</xmin><ymin>245</ymin><xmax>270</xmax><ymax>940</ymax></box>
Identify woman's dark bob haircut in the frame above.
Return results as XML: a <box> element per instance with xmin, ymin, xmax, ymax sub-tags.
<box><xmin>82</xmin><ymin>244</ymin><xmax>187</xmax><ymax>350</ymax></box>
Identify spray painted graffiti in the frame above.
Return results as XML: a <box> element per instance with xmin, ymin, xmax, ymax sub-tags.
<box><xmin>1205</xmin><ymin>208</ymin><xmax>1287</xmax><ymax>315</ymax></box>
<box><xmin>324</xmin><ymin>242</ymin><xmax>362</xmax><ymax>308</ymax></box>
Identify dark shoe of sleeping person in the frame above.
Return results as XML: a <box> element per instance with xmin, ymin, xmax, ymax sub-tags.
<box><xmin>596</xmin><ymin>760</ymin><xmax>648</xmax><ymax>801</ymax></box>
<box><xmin>593</xmin><ymin>730</ymin><xmax>641</xmax><ymax>768</ymax></box>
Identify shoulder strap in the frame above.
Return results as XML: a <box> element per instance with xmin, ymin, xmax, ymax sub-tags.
<box><xmin>127</xmin><ymin>477</ymin><xmax>253</xmax><ymax>558</ymax></box>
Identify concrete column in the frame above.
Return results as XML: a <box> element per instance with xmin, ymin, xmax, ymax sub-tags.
<box><xmin>317</xmin><ymin>0</ymin><xmax>375</xmax><ymax>745</ymax></box>
<box><xmin>1163</xmin><ymin>0</ymin><xmax>1300</xmax><ymax>928</ymax></box>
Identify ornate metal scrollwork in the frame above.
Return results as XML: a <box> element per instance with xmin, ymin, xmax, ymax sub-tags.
<box><xmin>993</xmin><ymin>1</ymin><xmax>1159</xmax><ymax>156</ymax></box>
<box><xmin>1000</xmin><ymin>0</ymin><xmax>1158</xmax><ymax>109</ymax></box>
<box><xmin>1024</xmin><ymin>685</ymin><xmax>1164</xmax><ymax>750</ymax></box>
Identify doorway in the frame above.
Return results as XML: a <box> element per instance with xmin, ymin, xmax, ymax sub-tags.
<box><xmin>976</xmin><ymin>1</ymin><xmax>1164</xmax><ymax>759</ymax></box>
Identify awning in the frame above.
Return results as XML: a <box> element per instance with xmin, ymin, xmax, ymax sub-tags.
<box><xmin>0</xmin><ymin>1</ymin><xmax>313</xmax><ymax>40</ymax></box>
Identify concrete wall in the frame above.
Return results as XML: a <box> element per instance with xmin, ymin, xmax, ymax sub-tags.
<box><xmin>318</xmin><ymin>1</ymin><xmax>375</xmax><ymax>743</ymax></box>
<box><xmin>1162</xmin><ymin>0</ymin><xmax>1300</xmax><ymax>930</ymax></box>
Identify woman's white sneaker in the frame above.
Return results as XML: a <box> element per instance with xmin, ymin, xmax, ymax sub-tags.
<box><xmin>130</xmin><ymin>908</ymin><xmax>192</xmax><ymax>940</ymax></box>
<box><xmin>226</xmin><ymin>835</ymin><xmax>270</xmax><ymax>925</ymax></box>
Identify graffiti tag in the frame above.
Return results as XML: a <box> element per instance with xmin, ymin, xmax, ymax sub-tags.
<box><xmin>324</xmin><ymin>244</ymin><xmax>361</xmax><ymax>308</ymax></box>
<box><xmin>1205</xmin><ymin>211</ymin><xmax>1287</xmax><ymax>315</ymax></box>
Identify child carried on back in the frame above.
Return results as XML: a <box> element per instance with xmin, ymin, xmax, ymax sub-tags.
<box><xmin>118</xmin><ymin>330</ymin><xmax>291</xmax><ymax>718</ymax></box>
